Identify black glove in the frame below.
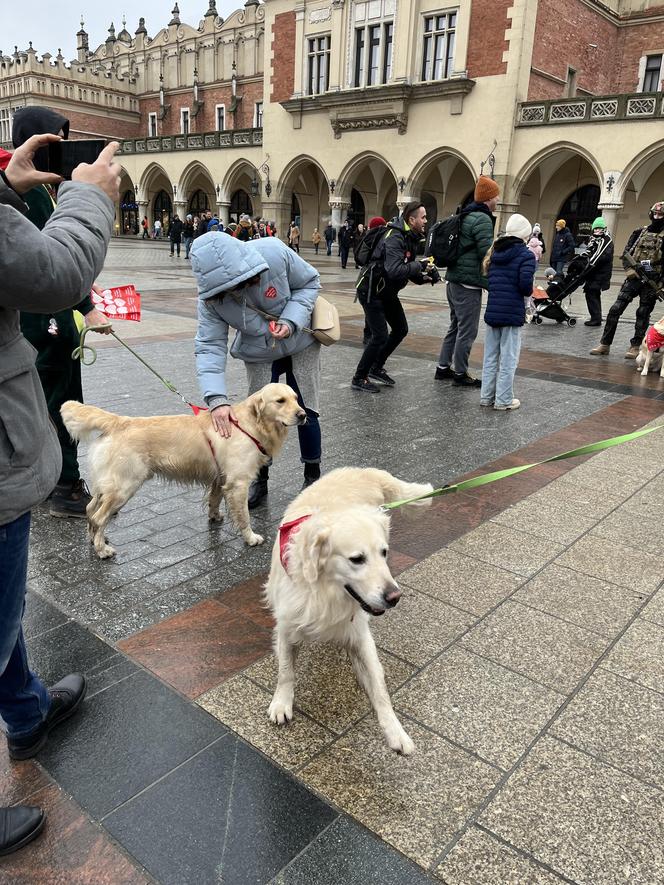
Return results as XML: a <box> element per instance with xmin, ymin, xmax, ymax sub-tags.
<box><xmin>428</xmin><ymin>265</ymin><xmax>441</xmax><ymax>285</ymax></box>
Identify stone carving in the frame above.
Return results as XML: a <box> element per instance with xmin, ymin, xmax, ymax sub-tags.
<box><xmin>627</xmin><ymin>97</ymin><xmax>656</xmax><ymax>116</ymax></box>
<box><xmin>331</xmin><ymin>114</ymin><xmax>407</xmax><ymax>138</ymax></box>
<box><xmin>310</xmin><ymin>7</ymin><xmax>332</xmax><ymax>24</ymax></box>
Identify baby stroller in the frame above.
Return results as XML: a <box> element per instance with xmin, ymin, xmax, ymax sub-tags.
<box><xmin>531</xmin><ymin>255</ymin><xmax>593</xmax><ymax>327</ymax></box>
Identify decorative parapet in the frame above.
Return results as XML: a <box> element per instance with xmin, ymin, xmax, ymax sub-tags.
<box><xmin>119</xmin><ymin>127</ymin><xmax>263</xmax><ymax>154</ymax></box>
<box><xmin>281</xmin><ymin>78</ymin><xmax>475</xmax><ymax>136</ymax></box>
<box><xmin>517</xmin><ymin>92</ymin><xmax>664</xmax><ymax>126</ymax></box>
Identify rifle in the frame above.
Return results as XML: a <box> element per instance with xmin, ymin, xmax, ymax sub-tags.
<box><xmin>622</xmin><ymin>251</ymin><xmax>664</xmax><ymax>302</ymax></box>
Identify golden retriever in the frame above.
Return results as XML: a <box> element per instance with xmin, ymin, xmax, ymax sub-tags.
<box><xmin>60</xmin><ymin>383</ymin><xmax>305</xmax><ymax>559</ymax></box>
<box><xmin>636</xmin><ymin>315</ymin><xmax>664</xmax><ymax>377</ymax></box>
<box><xmin>264</xmin><ymin>467</ymin><xmax>433</xmax><ymax>755</ymax></box>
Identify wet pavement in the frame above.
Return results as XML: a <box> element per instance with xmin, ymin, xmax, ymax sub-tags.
<box><xmin>3</xmin><ymin>241</ymin><xmax>663</xmax><ymax>884</ymax></box>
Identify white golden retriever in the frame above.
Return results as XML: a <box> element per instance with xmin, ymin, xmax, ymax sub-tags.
<box><xmin>636</xmin><ymin>315</ymin><xmax>664</xmax><ymax>377</ymax></box>
<box><xmin>264</xmin><ymin>467</ymin><xmax>433</xmax><ymax>755</ymax></box>
<box><xmin>61</xmin><ymin>383</ymin><xmax>305</xmax><ymax>559</ymax></box>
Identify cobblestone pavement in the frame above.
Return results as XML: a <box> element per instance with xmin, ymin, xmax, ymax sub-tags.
<box><xmin>3</xmin><ymin>240</ymin><xmax>663</xmax><ymax>884</ymax></box>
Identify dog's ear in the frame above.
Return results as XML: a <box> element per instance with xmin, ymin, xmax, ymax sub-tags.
<box><xmin>249</xmin><ymin>391</ymin><xmax>265</xmax><ymax>420</ymax></box>
<box><xmin>302</xmin><ymin>526</ymin><xmax>331</xmax><ymax>584</ymax></box>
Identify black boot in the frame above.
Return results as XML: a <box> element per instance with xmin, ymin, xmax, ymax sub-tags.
<box><xmin>248</xmin><ymin>466</ymin><xmax>269</xmax><ymax>510</ymax></box>
<box><xmin>302</xmin><ymin>462</ymin><xmax>321</xmax><ymax>490</ymax></box>
<box><xmin>0</xmin><ymin>806</ymin><xmax>45</xmax><ymax>856</ymax></box>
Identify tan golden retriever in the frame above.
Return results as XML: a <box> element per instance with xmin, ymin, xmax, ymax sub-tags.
<box><xmin>61</xmin><ymin>383</ymin><xmax>305</xmax><ymax>559</ymax></box>
<box><xmin>264</xmin><ymin>467</ymin><xmax>433</xmax><ymax>755</ymax></box>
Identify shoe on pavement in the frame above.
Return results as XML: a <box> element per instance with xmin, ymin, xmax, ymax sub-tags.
<box><xmin>301</xmin><ymin>462</ymin><xmax>321</xmax><ymax>490</ymax></box>
<box><xmin>368</xmin><ymin>367</ymin><xmax>395</xmax><ymax>386</ymax></box>
<box><xmin>247</xmin><ymin>466</ymin><xmax>269</xmax><ymax>510</ymax></box>
<box><xmin>480</xmin><ymin>400</ymin><xmax>494</xmax><ymax>407</ymax></box>
<box><xmin>453</xmin><ymin>372</ymin><xmax>481</xmax><ymax>388</ymax></box>
<box><xmin>494</xmin><ymin>398</ymin><xmax>520</xmax><ymax>411</ymax></box>
<box><xmin>8</xmin><ymin>674</ymin><xmax>87</xmax><ymax>760</ymax></box>
<box><xmin>351</xmin><ymin>377</ymin><xmax>380</xmax><ymax>393</ymax></box>
<box><xmin>590</xmin><ymin>344</ymin><xmax>610</xmax><ymax>355</ymax></box>
<box><xmin>434</xmin><ymin>365</ymin><xmax>453</xmax><ymax>380</ymax></box>
<box><xmin>584</xmin><ymin>320</ymin><xmax>602</xmax><ymax>327</ymax></box>
<box><xmin>49</xmin><ymin>479</ymin><xmax>91</xmax><ymax>519</ymax></box>
<box><xmin>624</xmin><ymin>346</ymin><xmax>640</xmax><ymax>359</ymax></box>
<box><xmin>0</xmin><ymin>806</ymin><xmax>45</xmax><ymax>856</ymax></box>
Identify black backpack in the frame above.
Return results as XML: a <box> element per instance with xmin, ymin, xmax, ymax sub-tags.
<box><xmin>426</xmin><ymin>211</ymin><xmax>468</xmax><ymax>267</ymax></box>
<box><xmin>354</xmin><ymin>225</ymin><xmax>387</xmax><ymax>267</ymax></box>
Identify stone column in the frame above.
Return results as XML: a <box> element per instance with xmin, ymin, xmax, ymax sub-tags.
<box><xmin>495</xmin><ymin>201</ymin><xmax>519</xmax><ymax>235</ymax></box>
<box><xmin>174</xmin><ymin>200</ymin><xmax>188</xmax><ymax>219</ymax></box>
<box><xmin>596</xmin><ymin>203</ymin><xmax>623</xmax><ymax>239</ymax></box>
<box><xmin>218</xmin><ymin>201</ymin><xmax>231</xmax><ymax>226</ymax></box>
<box><xmin>261</xmin><ymin>201</ymin><xmax>291</xmax><ymax>242</ymax></box>
<box><xmin>329</xmin><ymin>199</ymin><xmax>351</xmax><ymax>230</ymax></box>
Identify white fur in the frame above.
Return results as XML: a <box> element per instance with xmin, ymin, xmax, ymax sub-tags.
<box><xmin>636</xmin><ymin>316</ymin><xmax>664</xmax><ymax>377</ymax></box>
<box><xmin>264</xmin><ymin>467</ymin><xmax>433</xmax><ymax>755</ymax></box>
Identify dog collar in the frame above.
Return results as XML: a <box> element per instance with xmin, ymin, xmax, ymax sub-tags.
<box><xmin>279</xmin><ymin>514</ymin><xmax>312</xmax><ymax>572</ymax></box>
<box><xmin>229</xmin><ymin>415</ymin><xmax>269</xmax><ymax>455</ymax></box>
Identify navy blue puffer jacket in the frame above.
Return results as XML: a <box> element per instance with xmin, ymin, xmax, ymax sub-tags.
<box><xmin>485</xmin><ymin>237</ymin><xmax>537</xmax><ymax>327</ymax></box>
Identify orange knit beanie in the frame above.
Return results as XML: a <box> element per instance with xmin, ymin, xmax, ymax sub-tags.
<box><xmin>474</xmin><ymin>176</ymin><xmax>500</xmax><ymax>203</ymax></box>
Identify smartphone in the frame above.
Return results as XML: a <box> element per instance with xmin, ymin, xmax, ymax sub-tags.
<box><xmin>47</xmin><ymin>139</ymin><xmax>107</xmax><ymax>180</ymax></box>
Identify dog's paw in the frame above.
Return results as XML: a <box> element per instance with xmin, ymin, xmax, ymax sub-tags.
<box><xmin>268</xmin><ymin>698</ymin><xmax>293</xmax><ymax>725</ymax></box>
<box><xmin>246</xmin><ymin>532</ymin><xmax>264</xmax><ymax>547</ymax></box>
<box><xmin>385</xmin><ymin>726</ymin><xmax>415</xmax><ymax>756</ymax></box>
<box><xmin>208</xmin><ymin>512</ymin><xmax>224</xmax><ymax>524</ymax></box>
<box><xmin>97</xmin><ymin>544</ymin><xmax>117</xmax><ymax>559</ymax></box>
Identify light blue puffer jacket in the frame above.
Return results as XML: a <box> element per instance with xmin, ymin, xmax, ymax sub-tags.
<box><xmin>191</xmin><ymin>233</ymin><xmax>320</xmax><ymax>407</ymax></box>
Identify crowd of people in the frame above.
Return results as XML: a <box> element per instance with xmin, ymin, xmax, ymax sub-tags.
<box><xmin>2</xmin><ymin>94</ymin><xmax>663</xmax><ymax>858</ymax></box>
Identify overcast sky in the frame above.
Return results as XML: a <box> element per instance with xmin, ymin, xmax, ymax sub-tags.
<box><xmin>1</xmin><ymin>1</ymin><xmax>243</xmax><ymax>59</ymax></box>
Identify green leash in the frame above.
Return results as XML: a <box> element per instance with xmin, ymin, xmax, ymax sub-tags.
<box><xmin>382</xmin><ymin>425</ymin><xmax>663</xmax><ymax>511</ymax></box>
<box><xmin>72</xmin><ymin>324</ymin><xmax>195</xmax><ymax>408</ymax></box>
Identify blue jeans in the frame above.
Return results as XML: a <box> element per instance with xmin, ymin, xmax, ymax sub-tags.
<box><xmin>480</xmin><ymin>325</ymin><xmax>522</xmax><ymax>407</ymax></box>
<box><xmin>183</xmin><ymin>236</ymin><xmax>194</xmax><ymax>258</ymax></box>
<box><xmin>0</xmin><ymin>513</ymin><xmax>51</xmax><ymax>738</ymax></box>
<box><xmin>270</xmin><ymin>355</ymin><xmax>321</xmax><ymax>463</ymax></box>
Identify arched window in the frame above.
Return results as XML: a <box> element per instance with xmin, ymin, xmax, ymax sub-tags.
<box><xmin>558</xmin><ymin>184</ymin><xmax>601</xmax><ymax>244</ymax></box>
<box><xmin>153</xmin><ymin>190</ymin><xmax>173</xmax><ymax>233</ymax></box>
<box><xmin>291</xmin><ymin>193</ymin><xmax>301</xmax><ymax>226</ymax></box>
<box><xmin>230</xmin><ymin>189</ymin><xmax>253</xmax><ymax>223</ymax></box>
<box><xmin>120</xmin><ymin>189</ymin><xmax>138</xmax><ymax>234</ymax></box>
<box><xmin>189</xmin><ymin>189</ymin><xmax>209</xmax><ymax>215</ymax></box>
<box><xmin>348</xmin><ymin>188</ymin><xmax>366</xmax><ymax>226</ymax></box>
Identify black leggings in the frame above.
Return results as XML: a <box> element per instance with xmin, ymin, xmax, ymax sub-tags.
<box><xmin>354</xmin><ymin>286</ymin><xmax>408</xmax><ymax>379</ymax></box>
<box><xmin>601</xmin><ymin>277</ymin><xmax>658</xmax><ymax>347</ymax></box>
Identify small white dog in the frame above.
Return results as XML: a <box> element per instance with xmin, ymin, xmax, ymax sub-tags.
<box><xmin>636</xmin><ymin>315</ymin><xmax>664</xmax><ymax>377</ymax></box>
<box><xmin>264</xmin><ymin>467</ymin><xmax>433</xmax><ymax>755</ymax></box>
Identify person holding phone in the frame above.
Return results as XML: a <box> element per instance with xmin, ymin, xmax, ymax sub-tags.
<box><xmin>1</xmin><ymin>130</ymin><xmax>120</xmax><ymax>854</ymax></box>
<box><xmin>11</xmin><ymin>107</ymin><xmax>113</xmax><ymax>518</ymax></box>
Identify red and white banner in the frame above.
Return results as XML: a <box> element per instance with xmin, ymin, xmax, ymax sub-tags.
<box><xmin>91</xmin><ymin>285</ymin><xmax>141</xmax><ymax>321</ymax></box>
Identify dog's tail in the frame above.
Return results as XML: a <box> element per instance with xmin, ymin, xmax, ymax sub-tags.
<box><xmin>371</xmin><ymin>470</ymin><xmax>434</xmax><ymax>509</ymax></box>
<box><xmin>60</xmin><ymin>401</ymin><xmax>124</xmax><ymax>442</ymax></box>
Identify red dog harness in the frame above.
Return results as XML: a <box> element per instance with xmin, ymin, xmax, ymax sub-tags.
<box><xmin>279</xmin><ymin>514</ymin><xmax>312</xmax><ymax>572</ymax></box>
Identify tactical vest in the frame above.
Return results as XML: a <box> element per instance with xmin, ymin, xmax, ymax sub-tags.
<box><xmin>631</xmin><ymin>227</ymin><xmax>664</xmax><ymax>270</ymax></box>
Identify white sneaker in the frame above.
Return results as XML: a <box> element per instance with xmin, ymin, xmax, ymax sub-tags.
<box><xmin>494</xmin><ymin>398</ymin><xmax>520</xmax><ymax>411</ymax></box>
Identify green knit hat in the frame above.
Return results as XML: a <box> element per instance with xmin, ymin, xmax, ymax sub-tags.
<box><xmin>591</xmin><ymin>217</ymin><xmax>607</xmax><ymax>230</ymax></box>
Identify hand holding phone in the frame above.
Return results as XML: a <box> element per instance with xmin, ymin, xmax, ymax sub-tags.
<box><xmin>70</xmin><ymin>142</ymin><xmax>121</xmax><ymax>203</ymax></box>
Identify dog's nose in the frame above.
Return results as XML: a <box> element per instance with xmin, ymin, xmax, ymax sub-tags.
<box><xmin>296</xmin><ymin>411</ymin><xmax>307</xmax><ymax>424</ymax></box>
<box><xmin>383</xmin><ymin>586</ymin><xmax>401</xmax><ymax>607</ymax></box>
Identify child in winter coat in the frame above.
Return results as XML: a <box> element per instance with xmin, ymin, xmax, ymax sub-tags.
<box><xmin>526</xmin><ymin>233</ymin><xmax>543</xmax><ymax>263</ymax></box>
<box><xmin>480</xmin><ymin>214</ymin><xmax>537</xmax><ymax>411</ymax></box>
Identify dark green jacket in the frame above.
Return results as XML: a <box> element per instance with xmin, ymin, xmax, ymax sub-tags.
<box><xmin>445</xmin><ymin>203</ymin><xmax>496</xmax><ymax>289</ymax></box>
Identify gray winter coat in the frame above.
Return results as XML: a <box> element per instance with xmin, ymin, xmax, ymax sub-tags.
<box><xmin>0</xmin><ymin>179</ymin><xmax>114</xmax><ymax>524</ymax></box>
<box><xmin>192</xmin><ymin>233</ymin><xmax>320</xmax><ymax>408</ymax></box>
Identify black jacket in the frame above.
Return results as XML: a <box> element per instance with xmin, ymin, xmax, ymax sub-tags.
<box><xmin>183</xmin><ymin>221</ymin><xmax>195</xmax><ymax>238</ymax></box>
<box><xmin>12</xmin><ymin>107</ymin><xmax>70</xmax><ymax>173</ymax></box>
<box><xmin>376</xmin><ymin>216</ymin><xmax>426</xmax><ymax>293</ymax></box>
<box><xmin>324</xmin><ymin>224</ymin><xmax>336</xmax><ymax>242</ymax></box>
<box><xmin>338</xmin><ymin>226</ymin><xmax>354</xmax><ymax>249</ymax></box>
<box><xmin>584</xmin><ymin>232</ymin><xmax>614</xmax><ymax>290</ymax></box>
<box><xmin>551</xmin><ymin>228</ymin><xmax>576</xmax><ymax>263</ymax></box>
<box><xmin>169</xmin><ymin>218</ymin><xmax>183</xmax><ymax>242</ymax></box>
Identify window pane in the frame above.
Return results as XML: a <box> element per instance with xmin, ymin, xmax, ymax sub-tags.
<box><xmin>449</xmin><ymin>12</ymin><xmax>457</xmax><ymax>28</ymax></box>
<box><xmin>447</xmin><ymin>31</ymin><xmax>455</xmax><ymax>77</ymax></box>
<box><xmin>422</xmin><ymin>33</ymin><xmax>431</xmax><ymax>81</ymax></box>
<box><xmin>308</xmin><ymin>38</ymin><xmax>315</xmax><ymax>53</ymax></box>
<box><xmin>354</xmin><ymin>28</ymin><xmax>365</xmax><ymax>86</ymax></box>
<box><xmin>383</xmin><ymin>23</ymin><xmax>393</xmax><ymax>83</ymax></box>
<box><xmin>424</xmin><ymin>16</ymin><xmax>432</xmax><ymax>33</ymax></box>
<box><xmin>368</xmin><ymin>24</ymin><xmax>380</xmax><ymax>85</ymax></box>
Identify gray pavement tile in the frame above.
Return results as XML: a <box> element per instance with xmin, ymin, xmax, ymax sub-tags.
<box><xmin>198</xmin><ymin>676</ymin><xmax>334</xmax><ymax>770</ymax></box>
<box><xmin>96</xmin><ymin>609</ymin><xmax>169</xmax><ymax>643</ymax></box>
<box><xmin>26</xmin><ymin>619</ymin><xmax>118</xmax><ymax>687</ymax></box>
<box><xmin>23</xmin><ymin>591</ymin><xmax>68</xmax><ymax>640</ymax></box>
<box><xmin>641</xmin><ymin>589</ymin><xmax>664</xmax><ymax>628</ymax></box>
<box><xmin>245</xmin><ymin>643</ymin><xmax>414</xmax><ymax>734</ymax></box>
<box><xmin>38</xmin><ymin>670</ymin><xmax>226</xmax><ymax>818</ymax></box>
<box><xmin>552</xmin><ymin>668</ymin><xmax>664</xmax><ymax>789</ymax></box>
<box><xmin>480</xmin><ymin>736</ymin><xmax>664</xmax><ymax>884</ymax></box>
<box><xmin>513</xmin><ymin>564</ymin><xmax>645</xmax><ymax>638</ymax></box>
<box><xmin>450</xmin><ymin>523</ymin><xmax>564</xmax><ymax>578</ymax></box>
<box><xmin>142</xmin><ymin>554</ymin><xmax>217</xmax><ymax>590</ymax></box>
<box><xmin>273</xmin><ymin>816</ymin><xmax>438</xmax><ymax>884</ymax></box>
<box><xmin>104</xmin><ymin>736</ymin><xmax>337</xmax><ymax>885</ymax></box>
<box><xmin>556</xmin><ymin>458</ymin><xmax>649</xmax><ymax>498</ymax></box>
<box><xmin>300</xmin><ymin>718</ymin><xmax>500</xmax><ymax>868</ymax></box>
<box><xmin>460</xmin><ymin>601</ymin><xmax>609</xmax><ymax>692</ymax></box>
<box><xmin>85</xmin><ymin>654</ymin><xmax>139</xmax><ymax>699</ymax></box>
<box><xmin>601</xmin><ymin>618</ymin><xmax>664</xmax><ymax>695</ymax></box>
<box><xmin>491</xmin><ymin>498</ymin><xmax>599</xmax><ymax>546</ymax></box>
<box><xmin>395</xmin><ymin>646</ymin><xmax>562</xmax><ymax>770</ymax></box>
<box><xmin>372</xmin><ymin>588</ymin><xmax>475</xmax><ymax>666</ymax></box>
<box><xmin>435</xmin><ymin>825</ymin><xmax>566</xmax><ymax>884</ymax></box>
<box><xmin>398</xmin><ymin>549</ymin><xmax>525</xmax><ymax>616</ymax></box>
<box><xmin>591</xmin><ymin>505</ymin><xmax>664</xmax><ymax>553</ymax></box>
<box><xmin>142</xmin><ymin>542</ymin><xmax>205</xmax><ymax>569</ymax></box>
<box><xmin>555</xmin><ymin>534</ymin><xmax>663</xmax><ymax>591</ymax></box>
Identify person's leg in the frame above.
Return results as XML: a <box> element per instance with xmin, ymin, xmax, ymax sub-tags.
<box><xmin>495</xmin><ymin>326</ymin><xmax>522</xmax><ymax>408</ymax></box>
<box><xmin>451</xmin><ymin>286</ymin><xmax>482</xmax><ymax>378</ymax></box>
<box><xmin>479</xmin><ymin>325</ymin><xmax>500</xmax><ymax>404</ymax></box>
<box><xmin>632</xmin><ymin>289</ymin><xmax>658</xmax><ymax>347</ymax></box>
<box><xmin>600</xmin><ymin>279</ymin><xmax>639</xmax><ymax>346</ymax></box>
<box><xmin>438</xmin><ymin>283</ymin><xmax>459</xmax><ymax>369</ymax></box>
<box><xmin>354</xmin><ymin>291</ymin><xmax>389</xmax><ymax>384</ymax></box>
<box><xmin>0</xmin><ymin>514</ymin><xmax>51</xmax><ymax>740</ymax></box>
<box><xmin>280</xmin><ymin>353</ymin><xmax>322</xmax><ymax>487</ymax></box>
<box><xmin>169</xmin><ymin>239</ymin><xmax>174</xmax><ymax>254</ymax></box>
<box><xmin>584</xmin><ymin>284</ymin><xmax>602</xmax><ymax>325</ymax></box>
<box><xmin>326</xmin><ymin>241</ymin><xmax>332</xmax><ymax>256</ymax></box>
<box><xmin>373</xmin><ymin>290</ymin><xmax>408</xmax><ymax>370</ymax></box>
